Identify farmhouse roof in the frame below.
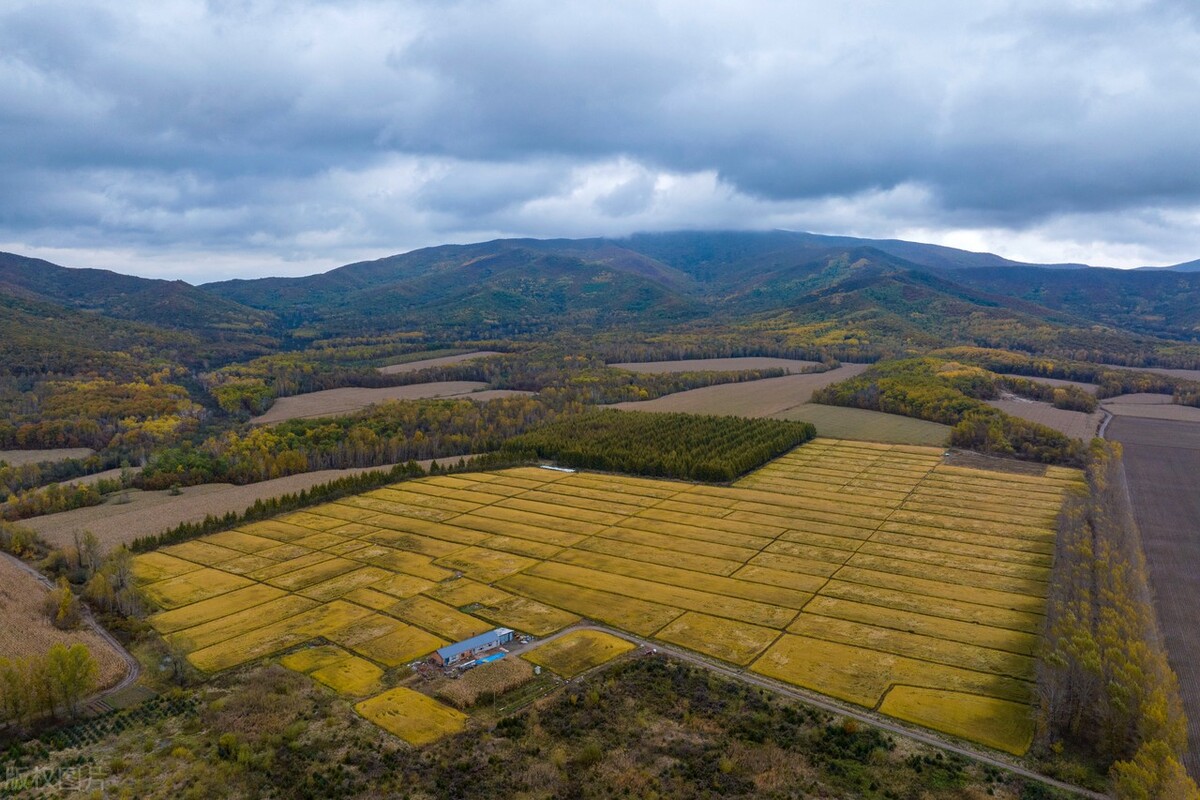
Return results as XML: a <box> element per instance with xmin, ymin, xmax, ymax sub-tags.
<box><xmin>436</xmin><ymin>628</ymin><xmax>514</xmax><ymax>661</ymax></box>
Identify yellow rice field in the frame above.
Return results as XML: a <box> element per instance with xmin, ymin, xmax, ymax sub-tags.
<box><xmin>523</xmin><ymin>630</ymin><xmax>636</xmax><ymax>678</ymax></box>
<box><xmin>355</xmin><ymin>688</ymin><xmax>467</xmax><ymax>745</ymax></box>
<box><xmin>136</xmin><ymin>438</ymin><xmax>1079</xmax><ymax>753</ymax></box>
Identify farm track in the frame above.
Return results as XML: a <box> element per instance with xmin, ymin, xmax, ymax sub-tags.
<box><xmin>1105</xmin><ymin>417</ymin><xmax>1200</xmax><ymax>780</ymax></box>
<box><xmin>0</xmin><ymin>552</ymin><xmax>141</xmax><ymax>711</ymax></box>
<box><xmin>515</xmin><ymin>622</ymin><xmax>1106</xmax><ymax>800</ymax></box>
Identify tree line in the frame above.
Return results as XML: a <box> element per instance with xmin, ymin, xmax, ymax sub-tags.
<box><xmin>0</xmin><ymin>643</ymin><xmax>99</xmax><ymax>726</ymax></box>
<box><xmin>502</xmin><ymin>409</ymin><xmax>816</xmax><ymax>483</ymax></box>
<box><xmin>933</xmin><ymin>346</ymin><xmax>1200</xmax><ymax>407</ymax></box>
<box><xmin>811</xmin><ymin>357</ymin><xmax>1087</xmax><ymax>465</ymax></box>
<box><xmin>1036</xmin><ymin>441</ymin><xmax>1198</xmax><ymax>799</ymax></box>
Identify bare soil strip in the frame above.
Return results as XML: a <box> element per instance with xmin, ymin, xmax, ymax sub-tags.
<box><xmin>1107</xmin><ymin>416</ymin><xmax>1200</xmax><ymax>779</ymax></box>
<box><xmin>377</xmin><ymin>351</ymin><xmax>504</xmax><ymax>375</ymax></box>
<box><xmin>610</xmin><ymin>357</ymin><xmax>821</xmax><ymax>374</ymax></box>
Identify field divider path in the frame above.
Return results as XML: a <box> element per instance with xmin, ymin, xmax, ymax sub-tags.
<box><xmin>516</xmin><ymin>621</ymin><xmax>1104</xmax><ymax>800</ymax></box>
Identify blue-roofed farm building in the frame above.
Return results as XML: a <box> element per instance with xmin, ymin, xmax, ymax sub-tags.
<box><xmin>432</xmin><ymin>628</ymin><xmax>515</xmax><ymax>667</ymax></box>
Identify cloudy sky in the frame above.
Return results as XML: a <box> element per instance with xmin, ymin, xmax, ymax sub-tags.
<box><xmin>1</xmin><ymin>0</ymin><xmax>1198</xmax><ymax>283</ymax></box>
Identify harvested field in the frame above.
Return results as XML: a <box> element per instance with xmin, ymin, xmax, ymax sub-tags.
<box><xmin>608</xmin><ymin>364</ymin><xmax>869</xmax><ymax>417</ymax></box>
<box><xmin>523</xmin><ymin>630</ymin><xmax>636</xmax><ymax>678</ymax></box>
<box><xmin>21</xmin><ymin>462</ymin><xmax>443</xmax><ymax>553</ymax></box>
<box><xmin>773</xmin><ymin>404</ymin><xmax>949</xmax><ymax>446</ymax></box>
<box><xmin>0</xmin><ymin>555</ymin><xmax>127</xmax><ymax>691</ymax></box>
<box><xmin>355</xmin><ymin>687</ymin><xmax>467</xmax><ymax>745</ymax></box>
<box><xmin>252</xmin><ymin>381</ymin><xmax>500</xmax><ymax>424</ymax></box>
<box><xmin>0</xmin><ymin>448</ymin><xmax>94</xmax><ymax>466</ymax></box>
<box><xmin>378</xmin><ymin>350</ymin><xmax>503</xmax><ymax>375</ymax></box>
<box><xmin>1107</xmin><ymin>416</ymin><xmax>1200</xmax><ymax>777</ymax></box>
<box><xmin>985</xmin><ymin>396</ymin><xmax>1103</xmax><ymax>439</ymax></box>
<box><xmin>610</xmin><ymin>357</ymin><xmax>820</xmax><ymax>373</ymax></box>
<box><xmin>1102</xmin><ymin>393</ymin><xmax>1200</xmax><ymax>422</ymax></box>
<box><xmin>132</xmin><ymin>438</ymin><xmax>1078</xmax><ymax>752</ymax></box>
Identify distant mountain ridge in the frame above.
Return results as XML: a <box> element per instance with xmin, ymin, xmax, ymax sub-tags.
<box><xmin>4</xmin><ymin>231</ymin><xmax>1200</xmax><ymax>354</ymax></box>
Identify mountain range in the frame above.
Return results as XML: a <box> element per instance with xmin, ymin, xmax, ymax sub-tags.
<box><xmin>3</xmin><ymin>231</ymin><xmax>1199</xmax><ymax>364</ymax></box>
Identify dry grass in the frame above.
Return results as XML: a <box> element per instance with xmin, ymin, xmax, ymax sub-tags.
<box><xmin>0</xmin><ymin>556</ymin><xmax>127</xmax><ymax>690</ymax></box>
<box><xmin>523</xmin><ymin>630</ymin><xmax>636</xmax><ymax>678</ymax></box>
<box><xmin>433</xmin><ymin>657</ymin><xmax>534</xmax><ymax>708</ymax></box>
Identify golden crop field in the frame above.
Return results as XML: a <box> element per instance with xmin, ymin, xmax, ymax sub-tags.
<box><xmin>523</xmin><ymin>630</ymin><xmax>637</xmax><ymax>678</ymax></box>
<box><xmin>135</xmin><ymin>439</ymin><xmax>1079</xmax><ymax>754</ymax></box>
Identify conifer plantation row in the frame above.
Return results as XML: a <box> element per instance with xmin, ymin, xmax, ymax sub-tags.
<box><xmin>503</xmin><ymin>410</ymin><xmax>816</xmax><ymax>482</ymax></box>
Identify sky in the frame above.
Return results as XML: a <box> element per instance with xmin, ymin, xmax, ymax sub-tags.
<box><xmin>1</xmin><ymin>0</ymin><xmax>1198</xmax><ymax>283</ymax></box>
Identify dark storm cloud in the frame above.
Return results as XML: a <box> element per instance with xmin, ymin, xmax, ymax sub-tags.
<box><xmin>0</xmin><ymin>0</ymin><xmax>1197</xmax><ymax>279</ymax></box>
